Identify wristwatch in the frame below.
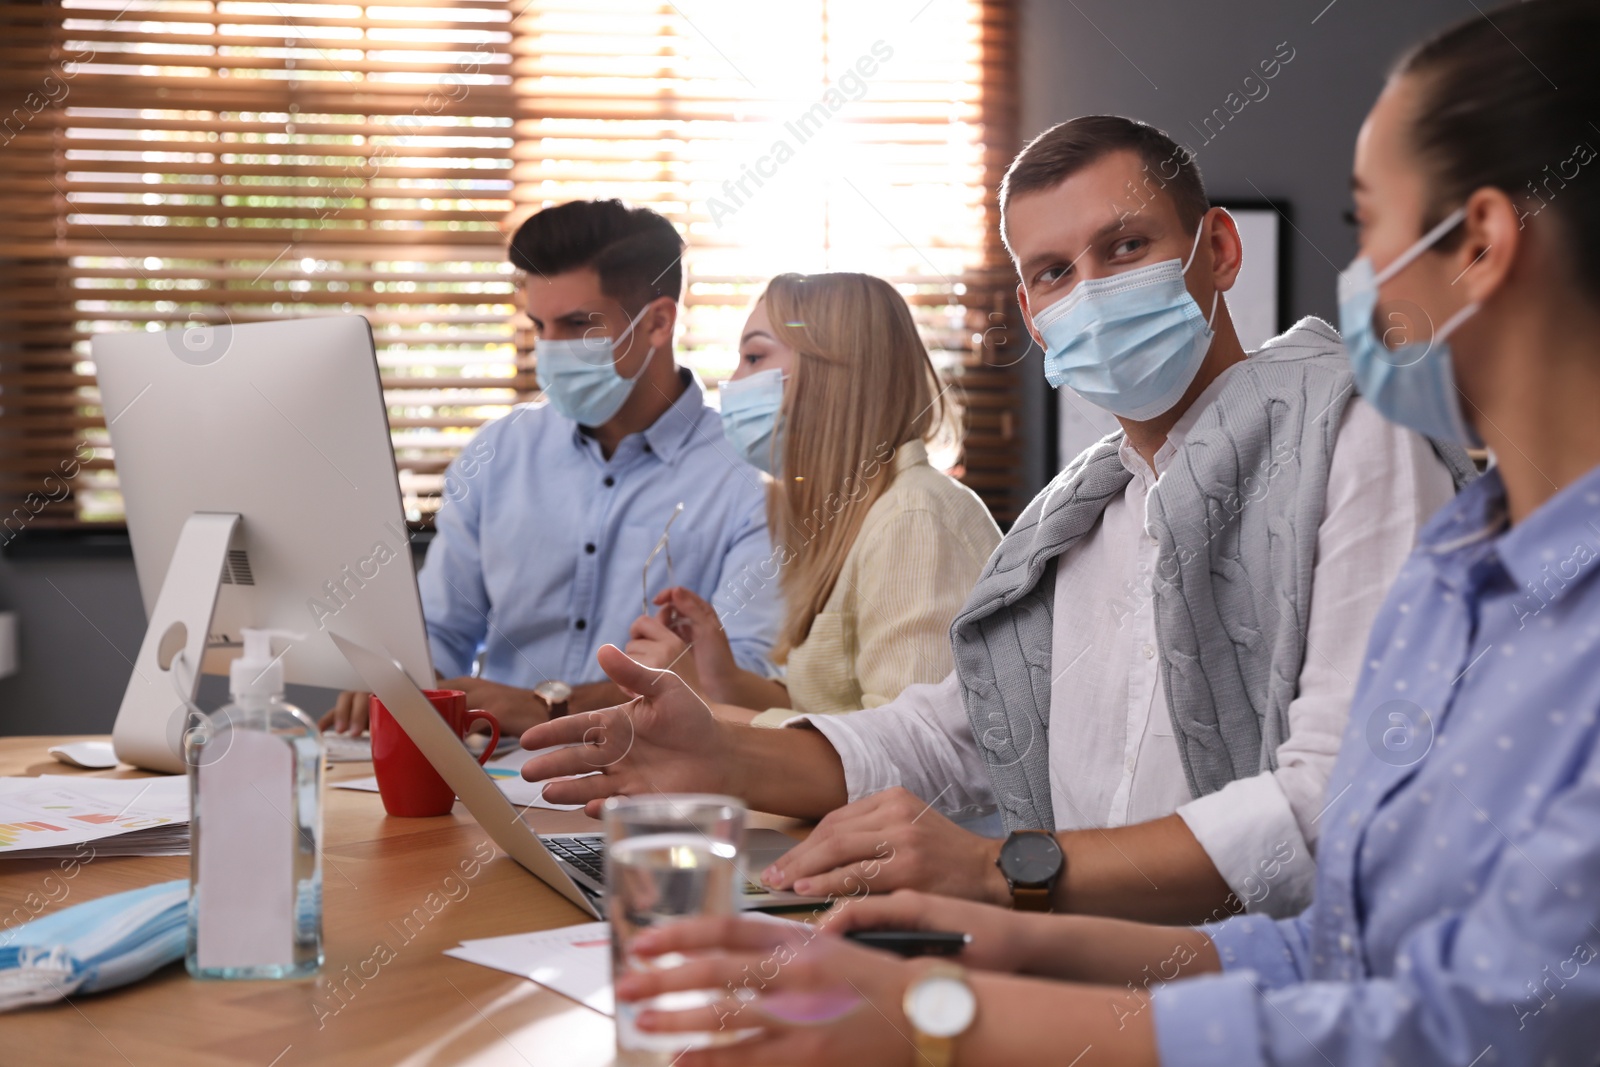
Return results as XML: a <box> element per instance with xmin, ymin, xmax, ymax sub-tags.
<box><xmin>902</xmin><ymin>961</ymin><xmax>977</xmax><ymax>1067</ymax></box>
<box><xmin>533</xmin><ymin>680</ymin><xmax>572</xmax><ymax>718</ymax></box>
<box><xmin>996</xmin><ymin>830</ymin><xmax>1064</xmax><ymax>912</ymax></box>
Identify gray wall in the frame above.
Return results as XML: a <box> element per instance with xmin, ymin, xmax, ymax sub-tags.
<box><xmin>0</xmin><ymin>554</ymin><xmax>340</xmax><ymax>736</ymax></box>
<box><xmin>0</xmin><ymin>0</ymin><xmax>1474</xmax><ymax>736</ymax></box>
<box><xmin>1019</xmin><ymin>0</ymin><xmax>1471</xmax><ymax>467</ymax></box>
<box><xmin>0</xmin><ymin>556</ymin><xmax>148</xmax><ymax>736</ymax></box>
<box><xmin>1018</xmin><ymin>0</ymin><xmax>1469</xmax><ymax>322</ymax></box>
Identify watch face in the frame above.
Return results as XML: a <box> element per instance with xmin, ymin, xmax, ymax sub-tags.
<box><xmin>998</xmin><ymin>832</ymin><xmax>1063</xmax><ymax>885</ymax></box>
<box><xmin>535</xmin><ymin>680</ymin><xmax>572</xmax><ymax>702</ymax></box>
<box><xmin>906</xmin><ymin>975</ymin><xmax>976</xmax><ymax>1039</ymax></box>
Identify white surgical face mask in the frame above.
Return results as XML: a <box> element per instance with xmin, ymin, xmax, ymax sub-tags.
<box><xmin>534</xmin><ymin>301</ymin><xmax>657</xmax><ymax>427</ymax></box>
<box><xmin>1031</xmin><ymin>221</ymin><xmax>1220</xmax><ymax>421</ymax></box>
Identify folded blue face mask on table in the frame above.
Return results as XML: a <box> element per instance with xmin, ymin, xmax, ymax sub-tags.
<box><xmin>0</xmin><ymin>879</ymin><xmax>187</xmax><ymax>1012</ymax></box>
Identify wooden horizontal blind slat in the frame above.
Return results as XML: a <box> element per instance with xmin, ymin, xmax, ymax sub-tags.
<box><xmin>0</xmin><ymin>0</ymin><xmax>1021</xmax><ymax>531</ymax></box>
<box><xmin>2</xmin><ymin>0</ymin><xmax>522</xmax><ymax>526</ymax></box>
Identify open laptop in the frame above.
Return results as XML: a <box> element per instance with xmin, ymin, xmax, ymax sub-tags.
<box><xmin>330</xmin><ymin>634</ymin><xmax>821</xmax><ymax>917</ymax></box>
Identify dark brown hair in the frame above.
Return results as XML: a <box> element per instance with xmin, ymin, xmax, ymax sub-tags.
<box><xmin>1395</xmin><ymin>0</ymin><xmax>1600</xmax><ymax>292</ymax></box>
<box><xmin>999</xmin><ymin>115</ymin><xmax>1210</xmax><ymax>251</ymax></box>
<box><xmin>508</xmin><ymin>199</ymin><xmax>686</xmax><ymax>311</ymax></box>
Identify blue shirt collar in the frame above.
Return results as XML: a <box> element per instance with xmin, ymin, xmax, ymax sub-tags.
<box><xmin>1493</xmin><ymin>461</ymin><xmax>1600</xmax><ymax>606</ymax></box>
<box><xmin>569</xmin><ymin>368</ymin><xmax>711</xmax><ymax>466</ymax></box>
<box><xmin>640</xmin><ymin>369</ymin><xmax>712</xmax><ymax>465</ymax></box>
<box><xmin>1418</xmin><ymin>461</ymin><xmax>1600</xmax><ymax>607</ymax></box>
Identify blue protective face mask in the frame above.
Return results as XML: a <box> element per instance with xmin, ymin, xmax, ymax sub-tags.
<box><xmin>0</xmin><ymin>879</ymin><xmax>187</xmax><ymax>1012</ymax></box>
<box><xmin>718</xmin><ymin>368</ymin><xmax>785</xmax><ymax>474</ymax></box>
<box><xmin>1032</xmin><ymin>222</ymin><xmax>1220</xmax><ymax>420</ymax></box>
<box><xmin>1338</xmin><ymin>207</ymin><xmax>1481</xmax><ymax>447</ymax></box>
<box><xmin>534</xmin><ymin>301</ymin><xmax>657</xmax><ymax>427</ymax></box>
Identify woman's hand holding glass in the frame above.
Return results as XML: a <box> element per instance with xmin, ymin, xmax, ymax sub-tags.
<box><xmin>613</xmin><ymin>914</ymin><xmax>923</xmax><ymax>1067</ymax></box>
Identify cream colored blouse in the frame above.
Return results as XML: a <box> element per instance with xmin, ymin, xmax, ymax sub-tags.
<box><xmin>751</xmin><ymin>440</ymin><xmax>1001</xmax><ymax>726</ymax></box>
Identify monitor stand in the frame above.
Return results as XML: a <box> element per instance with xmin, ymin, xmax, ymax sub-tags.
<box><xmin>111</xmin><ymin>512</ymin><xmax>241</xmax><ymax>774</ymax></box>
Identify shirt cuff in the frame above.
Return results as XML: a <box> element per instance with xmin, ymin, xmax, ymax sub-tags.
<box><xmin>1152</xmin><ymin>970</ymin><xmax>1269</xmax><ymax>1067</ymax></box>
<box><xmin>783</xmin><ymin>713</ymin><xmax>904</xmax><ymax>802</ymax></box>
<box><xmin>750</xmin><ymin>707</ymin><xmax>801</xmax><ymax>728</ymax></box>
<box><xmin>1203</xmin><ymin>913</ymin><xmax>1303</xmax><ymax>988</ymax></box>
<box><xmin>1176</xmin><ymin>772</ymin><xmax>1316</xmax><ymax>918</ymax></box>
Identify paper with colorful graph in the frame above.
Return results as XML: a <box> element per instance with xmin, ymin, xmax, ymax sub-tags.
<box><xmin>0</xmin><ymin>776</ymin><xmax>189</xmax><ymax>859</ymax></box>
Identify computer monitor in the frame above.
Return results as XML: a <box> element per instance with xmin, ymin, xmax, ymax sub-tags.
<box><xmin>93</xmin><ymin>315</ymin><xmax>434</xmax><ymax>773</ymax></box>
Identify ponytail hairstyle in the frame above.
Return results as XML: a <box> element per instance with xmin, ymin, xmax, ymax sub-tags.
<box><xmin>1394</xmin><ymin>0</ymin><xmax>1600</xmax><ymax>293</ymax></box>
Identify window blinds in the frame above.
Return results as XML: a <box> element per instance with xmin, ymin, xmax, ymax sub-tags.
<box><xmin>0</xmin><ymin>0</ymin><xmax>1023</xmax><ymax>533</ymax></box>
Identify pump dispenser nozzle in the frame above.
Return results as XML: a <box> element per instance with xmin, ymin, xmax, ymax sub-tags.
<box><xmin>230</xmin><ymin>629</ymin><xmax>304</xmax><ymax>700</ymax></box>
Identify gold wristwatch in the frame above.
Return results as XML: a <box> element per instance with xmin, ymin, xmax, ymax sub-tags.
<box><xmin>902</xmin><ymin>961</ymin><xmax>977</xmax><ymax>1067</ymax></box>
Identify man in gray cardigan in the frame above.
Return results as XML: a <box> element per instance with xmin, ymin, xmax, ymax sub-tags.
<box><xmin>522</xmin><ymin>116</ymin><xmax>1472</xmax><ymax>924</ymax></box>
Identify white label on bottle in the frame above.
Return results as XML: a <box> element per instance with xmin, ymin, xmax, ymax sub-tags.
<box><xmin>197</xmin><ymin>729</ymin><xmax>295</xmax><ymax>970</ymax></box>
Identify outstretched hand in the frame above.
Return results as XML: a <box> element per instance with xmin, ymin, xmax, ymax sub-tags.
<box><xmin>518</xmin><ymin>644</ymin><xmax>735</xmax><ymax>818</ymax></box>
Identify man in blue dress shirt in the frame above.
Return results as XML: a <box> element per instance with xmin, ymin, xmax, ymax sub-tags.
<box><xmin>323</xmin><ymin>200</ymin><xmax>781</xmax><ymax>735</ymax></box>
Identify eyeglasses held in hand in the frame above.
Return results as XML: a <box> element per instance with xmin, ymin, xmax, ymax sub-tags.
<box><xmin>642</xmin><ymin>501</ymin><xmax>685</xmax><ymax>617</ymax></box>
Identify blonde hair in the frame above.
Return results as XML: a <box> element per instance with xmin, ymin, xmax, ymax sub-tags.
<box><xmin>758</xmin><ymin>272</ymin><xmax>960</xmax><ymax>659</ymax></box>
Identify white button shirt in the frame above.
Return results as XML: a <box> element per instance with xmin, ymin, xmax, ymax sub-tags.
<box><xmin>796</xmin><ymin>368</ymin><xmax>1459</xmax><ymax>915</ymax></box>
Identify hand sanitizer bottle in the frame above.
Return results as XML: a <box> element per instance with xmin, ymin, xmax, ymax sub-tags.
<box><xmin>186</xmin><ymin>628</ymin><xmax>323</xmax><ymax>979</ymax></box>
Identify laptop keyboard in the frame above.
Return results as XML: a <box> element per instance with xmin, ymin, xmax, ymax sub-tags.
<box><xmin>545</xmin><ymin>834</ymin><xmax>607</xmax><ymax>883</ymax></box>
<box><xmin>544</xmin><ymin>833</ymin><xmax>766</xmax><ymax>895</ymax></box>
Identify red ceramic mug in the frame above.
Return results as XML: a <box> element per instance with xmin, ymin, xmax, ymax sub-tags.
<box><xmin>369</xmin><ymin>689</ymin><xmax>500</xmax><ymax>817</ymax></box>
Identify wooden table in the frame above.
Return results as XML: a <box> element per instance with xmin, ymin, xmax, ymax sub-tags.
<box><xmin>0</xmin><ymin>736</ymin><xmax>801</xmax><ymax>1067</ymax></box>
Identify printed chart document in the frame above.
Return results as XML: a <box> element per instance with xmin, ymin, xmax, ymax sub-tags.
<box><xmin>0</xmin><ymin>776</ymin><xmax>189</xmax><ymax>858</ymax></box>
<box><xmin>446</xmin><ymin>922</ymin><xmax>615</xmax><ymax>1015</ymax></box>
<box><xmin>446</xmin><ymin>915</ymin><xmax>810</xmax><ymax>1018</ymax></box>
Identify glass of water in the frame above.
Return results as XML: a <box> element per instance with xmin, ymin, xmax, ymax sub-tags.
<box><xmin>603</xmin><ymin>793</ymin><xmax>745</xmax><ymax>1063</ymax></box>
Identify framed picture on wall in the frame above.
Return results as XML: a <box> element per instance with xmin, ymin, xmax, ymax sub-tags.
<box><xmin>1052</xmin><ymin>198</ymin><xmax>1289</xmax><ymax>469</ymax></box>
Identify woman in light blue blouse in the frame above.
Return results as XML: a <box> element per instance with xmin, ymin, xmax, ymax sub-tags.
<box><xmin>610</xmin><ymin>2</ymin><xmax>1600</xmax><ymax>1064</ymax></box>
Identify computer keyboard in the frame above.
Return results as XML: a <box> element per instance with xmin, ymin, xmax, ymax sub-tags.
<box><xmin>323</xmin><ymin>734</ymin><xmax>372</xmax><ymax>762</ymax></box>
<box><xmin>546</xmin><ymin>834</ymin><xmax>765</xmax><ymax>895</ymax></box>
<box><xmin>545</xmin><ymin>834</ymin><xmax>607</xmax><ymax>882</ymax></box>
<box><xmin>322</xmin><ymin>732</ymin><xmax>510</xmax><ymax>763</ymax></box>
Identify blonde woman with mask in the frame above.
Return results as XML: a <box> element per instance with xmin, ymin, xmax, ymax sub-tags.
<box><xmin>626</xmin><ymin>272</ymin><xmax>1000</xmax><ymax>724</ymax></box>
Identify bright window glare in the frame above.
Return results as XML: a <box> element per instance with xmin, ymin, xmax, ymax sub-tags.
<box><xmin>51</xmin><ymin>0</ymin><xmax>999</xmax><ymax>523</ymax></box>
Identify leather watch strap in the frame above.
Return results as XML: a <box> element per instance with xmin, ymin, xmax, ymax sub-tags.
<box><xmin>1011</xmin><ymin>884</ymin><xmax>1053</xmax><ymax>912</ymax></box>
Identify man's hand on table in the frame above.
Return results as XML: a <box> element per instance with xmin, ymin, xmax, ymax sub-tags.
<box><xmin>518</xmin><ymin>644</ymin><xmax>735</xmax><ymax>818</ymax></box>
<box><xmin>437</xmin><ymin>676</ymin><xmax>555</xmax><ymax>736</ymax></box>
<box><xmin>759</xmin><ymin>786</ymin><xmax>1011</xmax><ymax>905</ymax></box>
<box><xmin>321</xmin><ymin>679</ymin><xmax>553</xmax><ymax>738</ymax></box>
<box><xmin>319</xmin><ymin>690</ymin><xmax>374</xmax><ymax>735</ymax></box>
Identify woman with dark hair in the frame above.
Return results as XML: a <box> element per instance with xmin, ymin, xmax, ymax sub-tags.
<box><xmin>609</xmin><ymin>2</ymin><xmax>1600</xmax><ymax>1063</ymax></box>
